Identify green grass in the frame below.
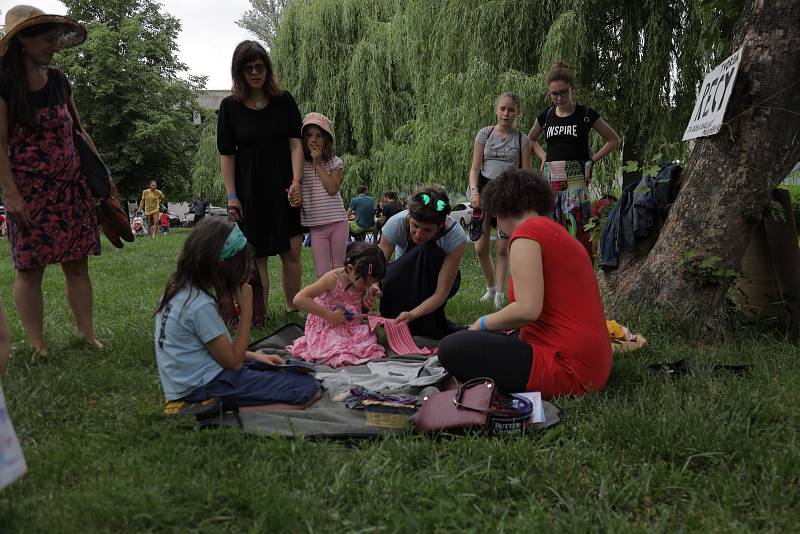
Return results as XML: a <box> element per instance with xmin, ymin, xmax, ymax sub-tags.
<box><xmin>1</xmin><ymin>230</ymin><xmax>798</xmax><ymax>532</ymax></box>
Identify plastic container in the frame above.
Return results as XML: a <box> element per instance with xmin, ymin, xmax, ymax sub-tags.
<box><xmin>490</xmin><ymin>394</ymin><xmax>533</xmax><ymax>435</ymax></box>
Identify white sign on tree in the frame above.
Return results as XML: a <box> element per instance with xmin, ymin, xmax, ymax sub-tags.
<box><xmin>682</xmin><ymin>47</ymin><xmax>744</xmax><ymax>141</ymax></box>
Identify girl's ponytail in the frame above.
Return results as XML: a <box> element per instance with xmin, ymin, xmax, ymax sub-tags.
<box><xmin>546</xmin><ymin>62</ymin><xmax>575</xmax><ymax>86</ymax></box>
<box><xmin>345</xmin><ymin>242</ymin><xmax>387</xmax><ymax>282</ymax></box>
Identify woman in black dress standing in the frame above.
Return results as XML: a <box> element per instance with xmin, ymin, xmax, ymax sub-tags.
<box><xmin>218</xmin><ymin>41</ymin><xmax>305</xmax><ymax>313</ymax></box>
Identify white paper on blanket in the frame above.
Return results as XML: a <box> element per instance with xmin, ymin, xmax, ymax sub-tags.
<box><xmin>515</xmin><ymin>391</ymin><xmax>545</xmax><ymax>424</ymax></box>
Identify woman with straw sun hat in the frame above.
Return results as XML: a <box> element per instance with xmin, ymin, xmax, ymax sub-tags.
<box><xmin>0</xmin><ymin>5</ymin><xmax>104</xmax><ymax>356</ymax></box>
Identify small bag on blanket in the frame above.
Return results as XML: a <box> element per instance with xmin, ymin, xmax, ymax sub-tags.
<box><xmin>413</xmin><ymin>377</ymin><xmax>497</xmax><ymax>432</ymax></box>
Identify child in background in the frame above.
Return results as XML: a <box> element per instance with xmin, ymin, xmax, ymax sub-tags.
<box><xmin>287</xmin><ymin>243</ymin><xmax>386</xmax><ymax>367</ymax></box>
<box><xmin>299</xmin><ymin>113</ymin><xmax>348</xmax><ymax>278</ymax></box>
<box><xmin>131</xmin><ymin>214</ymin><xmax>146</xmax><ymax>237</ymax></box>
<box><xmin>159</xmin><ymin>208</ymin><xmax>170</xmax><ymax>236</ymax></box>
<box><xmin>154</xmin><ymin>218</ymin><xmax>320</xmax><ymax>410</ymax></box>
<box><xmin>0</xmin><ymin>303</ymin><xmax>27</xmax><ymax>490</ymax></box>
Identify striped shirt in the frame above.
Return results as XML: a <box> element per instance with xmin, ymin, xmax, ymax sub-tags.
<box><xmin>300</xmin><ymin>156</ymin><xmax>346</xmax><ymax>227</ymax></box>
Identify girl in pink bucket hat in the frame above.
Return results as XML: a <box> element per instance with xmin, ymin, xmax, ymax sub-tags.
<box><xmin>300</xmin><ymin>112</ymin><xmax>349</xmax><ymax>278</ymax></box>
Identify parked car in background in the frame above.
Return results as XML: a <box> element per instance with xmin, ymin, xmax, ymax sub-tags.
<box><xmin>168</xmin><ymin>212</ymin><xmax>181</xmax><ymax>227</ymax></box>
<box><xmin>209</xmin><ymin>206</ymin><xmax>228</xmax><ymax>217</ymax></box>
<box><xmin>450</xmin><ymin>203</ymin><xmax>472</xmax><ymax>228</ymax></box>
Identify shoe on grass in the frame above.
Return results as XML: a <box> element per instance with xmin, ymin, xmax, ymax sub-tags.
<box><xmin>164</xmin><ymin>397</ymin><xmax>222</xmax><ymax>419</ymax></box>
<box><xmin>479</xmin><ymin>288</ymin><xmax>496</xmax><ymax>304</ymax></box>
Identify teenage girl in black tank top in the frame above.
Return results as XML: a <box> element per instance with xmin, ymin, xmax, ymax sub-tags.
<box><xmin>527</xmin><ymin>63</ymin><xmax>619</xmax><ymax>257</ymax></box>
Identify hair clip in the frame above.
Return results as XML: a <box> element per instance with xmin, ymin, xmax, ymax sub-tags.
<box><xmin>368</xmin><ymin>263</ymin><xmax>373</xmax><ymax>275</ymax></box>
<box><xmin>415</xmin><ymin>192</ymin><xmax>447</xmax><ymax>212</ymax></box>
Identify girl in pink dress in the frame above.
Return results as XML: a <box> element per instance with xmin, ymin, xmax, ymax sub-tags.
<box><xmin>287</xmin><ymin>243</ymin><xmax>386</xmax><ymax>367</ymax></box>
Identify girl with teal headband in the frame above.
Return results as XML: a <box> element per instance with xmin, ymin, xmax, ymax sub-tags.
<box><xmin>154</xmin><ymin>218</ymin><xmax>320</xmax><ymax>410</ymax></box>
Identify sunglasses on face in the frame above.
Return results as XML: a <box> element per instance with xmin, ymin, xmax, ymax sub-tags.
<box><xmin>415</xmin><ymin>192</ymin><xmax>447</xmax><ymax>212</ymax></box>
<box><xmin>243</xmin><ymin>63</ymin><xmax>266</xmax><ymax>74</ymax></box>
<box><xmin>548</xmin><ymin>88</ymin><xmax>571</xmax><ymax>98</ymax></box>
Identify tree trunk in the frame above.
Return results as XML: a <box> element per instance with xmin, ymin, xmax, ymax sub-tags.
<box><xmin>601</xmin><ymin>0</ymin><xmax>800</xmax><ymax>330</ymax></box>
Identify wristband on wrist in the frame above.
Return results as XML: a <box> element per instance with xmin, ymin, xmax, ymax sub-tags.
<box><xmin>227</xmin><ymin>193</ymin><xmax>237</xmax><ymax>201</ymax></box>
<box><xmin>480</xmin><ymin>315</ymin><xmax>488</xmax><ymax>332</ymax></box>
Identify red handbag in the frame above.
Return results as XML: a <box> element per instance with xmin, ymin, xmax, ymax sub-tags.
<box><xmin>413</xmin><ymin>377</ymin><xmax>498</xmax><ymax>433</ymax></box>
<box><xmin>96</xmin><ymin>193</ymin><xmax>134</xmax><ymax>248</ymax></box>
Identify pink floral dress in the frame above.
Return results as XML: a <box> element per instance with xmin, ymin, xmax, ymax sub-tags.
<box><xmin>1</xmin><ymin>68</ymin><xmax>100</xmax><ymax>270</ymax></box>
<box><xmin>287</xmin><ymin>275</ymin><xmax>385</xmax><ymax>367</ymax></box>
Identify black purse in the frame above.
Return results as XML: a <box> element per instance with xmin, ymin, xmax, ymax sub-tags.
<box><xmin>59</xmin><ymin>71</ymin><xmax>133</xmax><ymax>247</ymax></box>
<box><xmin>73</xmin><ymin>131</ymin><xmax>111</xmax><ymax>199</ymax></box>
<box><xmin>59</xmin><ymin>71</ymin><xmax>112</xmax><ymax>199</ymax></box>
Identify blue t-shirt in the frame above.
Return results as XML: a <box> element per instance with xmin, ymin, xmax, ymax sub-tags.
<box><xmin>349</xmin><ymin>195</ymin><xmax>375</xmax><ymax>229</ymax></box>
<box><xmin>154</xmin><ymin>286</ymin><xmax>228</xmax><ymax>400</ymax></box>
<box><xmin>381</xmin><ymin>210</ymin><xmax>468</xmax><ymax>258</ymax></box>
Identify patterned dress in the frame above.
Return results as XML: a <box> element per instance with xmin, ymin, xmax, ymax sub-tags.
<box><xmin>544</xmin><ymin>160</ymin><xmax>592</xmax><ymax>255</ymax></box>
<box><xmin>538</xmin><ymin>104</ymin><xmax>601</xmax><ymax>258</ymax></box>
<box><xmin>0</xmin><ymin>68</ymin><xmax>100</xmax><ymax>270</ymax></box>
<box><xmin>287</xmin><ymin>275</ymin><xmax>385</xmax><ymax>367</ymax></box>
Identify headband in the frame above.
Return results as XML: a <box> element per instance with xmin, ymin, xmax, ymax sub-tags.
<box><xmin>220</xmin><ymin>224</ymin><xmax>247</xmax><ymax>260</ymax></box>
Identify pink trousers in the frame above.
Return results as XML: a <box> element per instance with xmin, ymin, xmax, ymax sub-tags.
<box><xmin>310</xmin><ymin>220</ymin><xmax>349</xmax><ymax>278</ymax></box>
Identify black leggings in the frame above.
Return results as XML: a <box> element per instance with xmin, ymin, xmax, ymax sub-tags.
<box><xmin>438</xmin><ymin>330</ymin><xmax>532</xmax><ymax>392</ymax></box>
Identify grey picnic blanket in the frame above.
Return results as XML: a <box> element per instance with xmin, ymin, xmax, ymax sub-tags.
<box><xmin>218</xmin><ymin>323</ymin><xmax>562</xmax><ymax>437</ymax></box>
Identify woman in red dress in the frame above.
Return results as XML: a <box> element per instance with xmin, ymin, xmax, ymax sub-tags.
<box><xmin>438</xmin><ymin>168</ymin><xmax>612</xmax><ymax>399</ymax></box>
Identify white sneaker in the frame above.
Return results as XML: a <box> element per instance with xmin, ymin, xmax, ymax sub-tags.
<box><xmin>494</xmin><ymin>292</ymin><xmax>506</xmax><ymax>309</ymax></box>
<box><xmin>480</xmin><ymin>288</ymin><xmax>496</xmax><ymax>303</ymax></box>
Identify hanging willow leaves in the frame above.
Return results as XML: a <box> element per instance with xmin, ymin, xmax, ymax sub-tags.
<box><xmin>191</xmin><ymin>120</ymin><xmax>226</xmax><ymax>205</ymax></box>
<box><xmin>266</xmin><ymin>0</ymin><xmax>737</xmax><ymax>199</ymax></box>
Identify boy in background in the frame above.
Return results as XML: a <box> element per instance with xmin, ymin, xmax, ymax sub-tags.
<box><xmin>159</xmin><ymin>207</ymin><xmax>171</xmax><ymax>236</ymax></box>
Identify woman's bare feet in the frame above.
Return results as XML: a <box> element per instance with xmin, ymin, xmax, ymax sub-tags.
<box><xmin>81</xmin><ymin>337</ymin><xmax>105</xmax><ymax>349</ymax></box>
